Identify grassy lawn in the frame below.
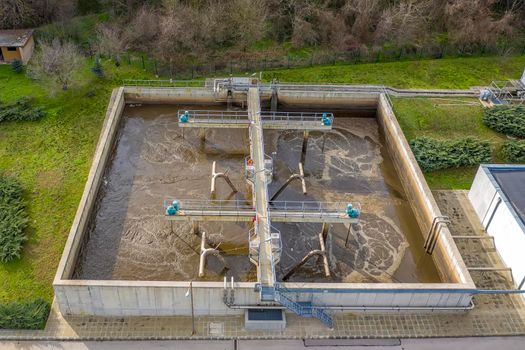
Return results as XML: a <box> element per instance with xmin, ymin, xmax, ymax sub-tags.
<box><xmin>0</xmin><ymin>61</ymin><xmax>152</xmax><ymax>303</ymax></box>
<box><xmin>392</xmin><ymin>97</ymin><xmax>508</xmax><ymax>189</ymax></box>
<box><xmin>263</xmin><ymin>55</ymin><xmax>525</xmax><ymax>89</ymax></box>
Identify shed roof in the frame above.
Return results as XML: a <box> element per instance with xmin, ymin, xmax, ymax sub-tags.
<box><xmin>0</xmin><ymin>29</ymin><xmax>33</xmax><ymax>47</ymax></box>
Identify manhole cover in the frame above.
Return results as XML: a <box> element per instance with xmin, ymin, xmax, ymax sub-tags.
<box><xmin>209</xmin><ymin>322</ymin><xmax>224</xmax><ymax>336</ymax></box>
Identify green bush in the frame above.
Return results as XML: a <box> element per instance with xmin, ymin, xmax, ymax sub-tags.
<box><xmin>502</xmin><ymin>140</ymin><xmax>525</xmax><ymax>163</ymax></box>
<box><xmin>410</xmin><ymin>136</ymin><xmax>492</xmax><ymax>172</ymax></box>
<box><xmin>0</xmin><ymin>298</ymin><xmax>50</xmax><ymax>330</ymax></box>
<box><xmin>11</xmin><ymin>59</ymin><xmax>23</xmax><ymax>73</ymax></box>
<box><xmin>0</xmin><ymin>97</ymin><xmax>45</xmax><ymax>122</ymax></box>
<box><xmin>0</xmin><ymin>176</ymin><xmax>28</xmax><ymax>262</ymax></box>
<box><xmin>483</xmin><ymin>105</ymin><xmax>525</xmax><ymax>138</ymax></box>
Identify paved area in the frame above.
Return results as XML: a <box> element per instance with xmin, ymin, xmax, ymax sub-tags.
<box><xmin>1</xmin><ymin>190</ymin><xmax>525</xmax><ymax>340</ymax></box>
<box><xmin>3</xmin><ymin>337</ymin><xmax>525</xmax><ymax>350</ymax></box>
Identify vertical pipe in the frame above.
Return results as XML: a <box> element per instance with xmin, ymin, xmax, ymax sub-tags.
<box><xmin>190</xmin><ymin>281</ymin><xmax>195</xmax><ymax>335</ymax></box>
<box><xmin>318</xmin><ymin>232</ymin><xmax>330</xmax><ymax>277</ymax></box>
<box><xmin>485</xmin><ymin>197</ymin><xmax>502</xmax><ymax>232</ymax></box>
<box><xmin>211</xmin><ymin>161</ymin><xmax>217</xmax><ymax>195</ymax></box>
<box><xmin>192</xmin><ymin>221</ymin><xmax>199</xmax><ymax>235</ymax></box>
<box><xmin>321</xmin><ymin>223</ymin><xmax>329</xmax><ymax>242</ymax></box>
<box><xmin>301</xmin><ymin>131</ymin><xmax>309</xmax><ymax>165</ymax></box>
<box><xmin>345</xmin><ymin>224</ymin><xmax>352</xmax><ymax>247</ymax></box>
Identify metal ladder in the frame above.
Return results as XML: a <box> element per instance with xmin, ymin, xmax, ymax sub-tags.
<box><xmin>274</xmin><ymin>290</ymin><xmax>333</xmax><ymax>328</ymax></box>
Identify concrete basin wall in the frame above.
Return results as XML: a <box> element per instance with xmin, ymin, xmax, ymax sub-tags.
<box><xmin>54</xmin><ymin>281</ymin><xmax>258</xmax><ymax>316</ymax></box>
<box><xmin>54</xmin><ymin>87</ymin><xmax>126</xmax><ymax>281</ymax></box>
<box><xmin>376</xmin><ymin>95</ymin><xmax>473</xmax><ymax>286</ymax></box>
<box><xmin>53</xmin><ymin>87</ymin><xmax>474</xmax><ymax>317</ymax></box>
<box><xmin>276</xmin><ymin>90</ymin><xmax>378</xmax><ymax>109</ymax></box>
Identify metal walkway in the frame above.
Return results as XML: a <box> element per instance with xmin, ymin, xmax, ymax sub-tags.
<box><xmin>164</xmin><ymin>87</ymin><xmax>358</xmax><ymax>327</ymax></box>
<box><xmin>178</xmin><ymin>110</ymin><xmax>334</xmax><ymax>131</ymax></box>
<box><xmin>166</xmin><ymin>200</ymin><xmax>358</xmax><ymax>224</ymax></box>
<box><xmin>247</xmin><ymin>87</ymin><xmax>277</xmax><ymax>296</ymax></box>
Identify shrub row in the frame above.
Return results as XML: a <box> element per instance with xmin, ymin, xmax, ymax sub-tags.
<box><xmin>0</xmin><ymin>175</ymin><xmax>28</xmax><ymax>262</ymax></box>
<box><xmin>0</xmin><ymin>97</ymin><xmax>45</xmax><ymax>122</ymax></box>
<box><xmin>502</xmin><ymin>140</ymin><xmax>525</xmax><ymax>163</ymax></box>
<box><xmin>0</xmin><ymin>298</ymin><xmax>50</xmax><ymax>330</ymax></box>
<box><xmin>482</xmin><ymin>105</ymin><xmax>525</xmax><ymax>138</ymax></box>
<box><xmin>410</xmin><ymin>136</ymin><xmax>492</xmax><ymax>172</ymax></box>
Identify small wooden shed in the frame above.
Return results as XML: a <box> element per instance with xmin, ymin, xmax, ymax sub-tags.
<box><xmin>0</xmin><ymin>29</ymin><xmax>35</xmax><ymax>65</ymax></box>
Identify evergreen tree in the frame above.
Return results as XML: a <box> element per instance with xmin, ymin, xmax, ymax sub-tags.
<box><xmin>11</xmin><ymin>59</ymin><xmax>23</xmax><ymax>74</ymax></box>
<box><xmin>91</xmin><ymin>57</ymin><xmax>104</xmax><ymax>78</ymax></box>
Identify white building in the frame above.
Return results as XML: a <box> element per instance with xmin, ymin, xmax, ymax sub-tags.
<box><xmin>469</xmin><ymin>164</ymin><xmax>525</xmax><ymax>289</ymax></box>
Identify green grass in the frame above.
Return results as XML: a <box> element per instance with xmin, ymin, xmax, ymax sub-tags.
<box><xmin>392</xmin><ymin>97</ymin><xmax>508</xmax><ymax>189</ymax></box>
<box><xmin>0</xmin><ymin>61</ymin><xmax>153</xmax><ymax>304</ymax></box>
<box><xmin>263</xmin><ymin>55</ymin><xmax>525</xmax><ymax>89</ymax></box>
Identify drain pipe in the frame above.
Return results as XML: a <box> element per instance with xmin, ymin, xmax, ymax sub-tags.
<box><xmin>210</xmin><ymin>161</ymin><xmax>238</xmax><ymax>196</ymax></box>
<box><xmin>282</xmin><ymin>232</ymin><xmax>330</xmax><ymax>280</ymax></box>
<box><xmin>484</xmin><ymin>197</ymin><xmax>502</xmax><ymax>232</ymax></box>
<box><xmin>270</xmin><ymin>162</ymin><xmax>307</xmax><ymax>201</ymax></box>
<box><xmin>224</xmin><ymin>302</ymin><xmax>475</xmax><ymax>312</ymax></box>
<box><xmin>199</xmin><ymin>231</ymin><xmax>219</xmax><ymax>277</ymax></box>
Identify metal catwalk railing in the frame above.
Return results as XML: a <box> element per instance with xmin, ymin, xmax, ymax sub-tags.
<box><xmin>164</xmin><ymin>199</ymin><xmax>359</xmax><ymax>223</ymax></box>
<box><xmin>123</xmin><ymin>79</ymin><xmax>208</xmax><ymax>88</ymax></box>
<box><xmin>177</xmin><ymin>110</ymin><xmax>334</xmax><ymax>130</ymax></box>
<box><xmin>123</xmin><ymin>78</ymin><xmax>476</xmax><ymax>97</ymax></box>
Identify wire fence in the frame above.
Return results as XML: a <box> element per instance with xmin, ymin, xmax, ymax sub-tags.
<box><xmin>121</xmin><ymin>42</ymin><xmax>525</xmax><ymax>80</ymax></box>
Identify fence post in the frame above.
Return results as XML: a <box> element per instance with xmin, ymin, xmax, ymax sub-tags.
<box><xmin>230</xmin><ymin>61</ymin><xmax>233</xmax><ymax>74</ymax></box>
<box><xmin>141</xmin><ymin>55</ymin><xmax>145</xmax><ymax>69</ymax></box>
<box><xmin>287</xmin><ymin>55</ymin><xmax>290</xmax><ymax>69</ymax></box>
<box><xmin>154</xmin><ymin>60</ymin><xmax>158</xmax><ymax>76</ymax></box>
<box><xmin>191</xmin><ymin>65</ymin><xmax>194</xmax><ymax>80</ymax></box>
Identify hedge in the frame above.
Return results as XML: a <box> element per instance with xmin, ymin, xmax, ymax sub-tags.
<box><xmin>482</xmin><ymin>105</ymin><xmax>525</xmax><ymax>138</ymax></box>
<box><xmin>410</xmin><ymin>136</ymin><xmax>492</xmax><ymax>172</ymax></box>
<box><xmin>502</xmin><ymin>140</ymin><xmax>525</xmax><ymax>163</ymax></box>
<box><xmin>0</xmin><ymin>298</ymin><xmax>50</xmax><ymax>330</ymax></box>
<box><xmin>0</xmin><ymin>97</ymin><xmax>45</xmax><ymax>122</ymax></box>
<box><xmin>0</xmin><ymin>175</ymin><xmax>28</xmax><ymax>262</ymax></box>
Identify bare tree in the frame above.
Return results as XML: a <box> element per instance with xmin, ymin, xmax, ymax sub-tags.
<box><xmin>125</xmin><ymin>5</ymin><xmax>160</xmax><ymax>51</ymax></box>
<box><xmin>342</xmin><ymin>0</ymin><xmax>383</xmax><ymax>44</ymax></box>
<box><xmin>291</xmin><ymin>17</ymin><xmax>319</xmax><ymax>47</ymax></box>
<box><xmin>227</xmin><ymin>0</ymin><xmax>268</xmax><ymax>49</ymax></box>
<box><xmin>374</xmin><ymin>0</ymin><xmax>431</xmax><ymax>47</ymax></box>
<box><xmin>444</xmin><ymin>0</ymin><xmax>515</xmax><ymax>45</ymax></box>
<box><xmin>95</xmin><ymin>24</ymin><xmax>127</xmax><ymax>63</ymax></box>
<box><xmin>29</xmin><ymin>39</ymin><xmax>85</xmax><ymax>91</ymax></box>
<box><xmin>0</xmin><ymin>0</ymin><xmax>36</xmax><ymax>29</ymax></box>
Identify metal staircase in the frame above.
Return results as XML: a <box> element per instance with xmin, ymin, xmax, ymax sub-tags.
<box><xmin>274</xmin><ymin>289</ymin><xmax>333</xmax><ymax>328</ymax></box>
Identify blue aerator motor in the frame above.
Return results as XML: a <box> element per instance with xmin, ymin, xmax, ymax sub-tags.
<box><xmin>322</xmin><ymin>112</ymin><xmax>332</xmax><ymax>126</ymax></box>
<box><xmin>346</xmin><ymin>203</ymin><xmax>360</xmax><ymax>218</ymax></box>
<box><xmin>166</xmin><ymin>200</ymin><xmax>180</xmax><ymax>215</ymax></box>
<box><xmin>179</xmin><ymin>110</ymin><xmax>189</xmax><ymax>123</ymax></box>
<box><xmin>479</xmin><ymin>89</ymin><xmax>492</xmax><ymax>102</ymax></box>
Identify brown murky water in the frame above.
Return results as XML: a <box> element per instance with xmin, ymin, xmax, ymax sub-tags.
<box><xmin>74</xmin><ymin>104</ymin><xmax>440</xmax><ymax>283</ymax></box>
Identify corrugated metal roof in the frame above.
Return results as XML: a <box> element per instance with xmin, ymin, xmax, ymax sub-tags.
<box><xmin>0</xmin><ymin>29</ymin><xmax>33</xmax><ymax>47</ymax></box>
